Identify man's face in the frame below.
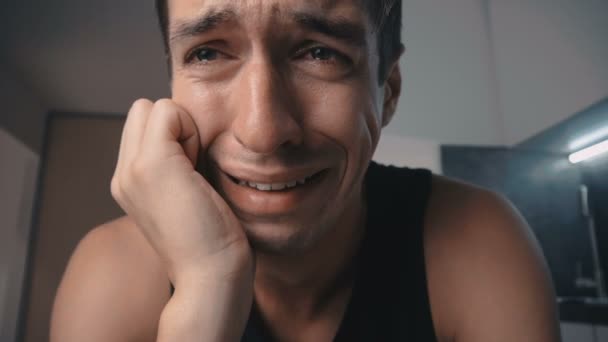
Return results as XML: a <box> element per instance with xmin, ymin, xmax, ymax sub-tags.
<box><xmin>167</xmin><ymin>0</ymin><xmax>397</xmax><ymax>254</ymax></box>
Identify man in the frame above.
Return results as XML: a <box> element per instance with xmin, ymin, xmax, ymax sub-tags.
<box><xmin>50</xmin><ymin>0</ymin><xmax>560</xmax><ymax>341</ymax></box>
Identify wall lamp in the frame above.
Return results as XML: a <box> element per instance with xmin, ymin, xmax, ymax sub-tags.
<box><xmin>569</xmin><ymin>139</ymin><xmax>608</xmax><ymax>164</ymax></box>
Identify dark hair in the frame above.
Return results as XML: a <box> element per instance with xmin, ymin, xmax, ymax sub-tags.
<box><xmin>154</xmin><ymin>0</ymin><xmax>402</xmax><ymax>83</ymax></box>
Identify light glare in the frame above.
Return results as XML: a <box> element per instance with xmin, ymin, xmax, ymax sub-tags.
<box><xmin>569</xmin><ymin>139</ymin><xmax>608</xmax><ymax>164</ymax></box>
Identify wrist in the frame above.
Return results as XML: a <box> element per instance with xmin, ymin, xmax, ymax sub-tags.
<box><xmin>170</xmin><ymin>240</ymin><xmax>255</xmax><ymax>289</ymax></box>
<box><xmin>159</xmin><ymin>278</ymin><xmax>253</xmax><ymax>342</ymax></box>
<box><xmin>172</xmin><ymin>254</ymin><xmax>255</xmax><ymax>292</ymax></box>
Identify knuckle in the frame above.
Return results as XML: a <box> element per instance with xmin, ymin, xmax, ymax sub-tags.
<box><xmin>127</xmin><ymin>98</ymin><xmax>153</xmax><ymax>116</ymax></box>
<box><xmin>154</xmin><ymin>98</ymin><xmax>175</xmax><ymax>111</ymax></box>
<box><xmin>154</xmin><ymin>99</ymin><xmax>187</xmax><ymax>119</ymax></box>
<box><xmin>131</xmin><ymin>98</ymin><xmax>153</xmax><ymax>111</ymax></box>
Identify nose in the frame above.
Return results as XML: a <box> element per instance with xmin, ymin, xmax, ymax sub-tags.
<box><xmin>230</xmin><ymin>57</ymin><xmax>304</xmax><ymax>154</ymax></box>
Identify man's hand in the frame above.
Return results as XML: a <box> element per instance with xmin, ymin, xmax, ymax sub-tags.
<box><xmin>110</xmin><ymin>99</ymin><xmax>254</xmax><ymax>341</ymax></box>
<box><xmin>111</xmin><ymin>98</ymin><xmax>252</xmax><ymax>283</ymax></box>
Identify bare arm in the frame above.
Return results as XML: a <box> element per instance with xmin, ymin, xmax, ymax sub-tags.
<box><xmin>425</xmin><ymin>179</ymin><xmax>561</xmax><ymax>342</ymax></box>
<box><xmin>51</xmin><ymin>217</ymin><xmax>253</xmax><ymax>342</ymax></box>
<box><xmin>51</xmin><ymin>220</ymin><xmax>170</xmax><ymax>342</ymax></box>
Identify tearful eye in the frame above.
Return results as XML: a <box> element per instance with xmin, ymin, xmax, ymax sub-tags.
<box><xmin>194</xmin><ymin>48</ymin><xmax>219</xmax><ymax>62</ymax></box>
<box><xmin>310</xmin><ymin>47</ymin><xmax>337</xmax><ymax>61</ymax></box>
<box><xmin>292</xmin><ymin>44</ymin><xmax>355</xmax><ymax>80</ymax></box>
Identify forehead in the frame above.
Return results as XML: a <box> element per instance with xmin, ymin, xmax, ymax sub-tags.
<box><xmin>167</xmin><ymin>0</ymin><xmax>368</xmax><ymax>28</ymax></box>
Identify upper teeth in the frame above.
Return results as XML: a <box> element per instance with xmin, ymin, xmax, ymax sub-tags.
<box><xmin>238</xmin><ymin>176</ymin><xmax>312</xmax><ymax>191</ymax></box>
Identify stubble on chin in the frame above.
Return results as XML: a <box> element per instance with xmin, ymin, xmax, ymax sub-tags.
<box><xmin>241</xmin><ymin>219</ymin><xmax>334</xmax><ymax>257</ymax></box>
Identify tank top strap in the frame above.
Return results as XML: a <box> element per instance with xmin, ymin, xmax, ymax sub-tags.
<box><xmin>333</xmin><ymin>161</ymin><xmax>436</xmax><ymax>341</ymax></box>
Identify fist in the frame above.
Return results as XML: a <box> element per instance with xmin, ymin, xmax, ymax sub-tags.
<box><xmin>111</xmin><ymin>99</ymin><xmax>253</xmax><ymax>285</ymax></box>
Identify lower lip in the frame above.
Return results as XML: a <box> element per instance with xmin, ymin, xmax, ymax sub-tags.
<box><xmin>217</xmin><ymin>169</ymin><xmax>329</xmax><ymax>217</ymax></box>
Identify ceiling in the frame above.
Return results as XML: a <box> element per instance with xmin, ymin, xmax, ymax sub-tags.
<box><xmin>0</xmin><ymin>0</ymin><xmax>170</xmax><ymax>114</ymax></box>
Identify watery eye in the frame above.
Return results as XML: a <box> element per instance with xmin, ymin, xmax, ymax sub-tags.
<box><xmin>310</xmin><ymin>47</ymin><xmax>337</xmax><ymax>61</ymax></box>
<box><xmin>194</xmin><ymin>48</ymin><xmax>219</xmax><ymax>62</ymax></box>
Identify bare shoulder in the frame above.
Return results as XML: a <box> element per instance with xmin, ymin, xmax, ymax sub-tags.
<box><xmin>423</xmin><ymin>175</ymin><xmax>560</xmax><ymax>342</ymax></box>
<box><xmin>51</xmin><ymin>216</ymin><xmax>171</xmax><ymax>342</ymax></box>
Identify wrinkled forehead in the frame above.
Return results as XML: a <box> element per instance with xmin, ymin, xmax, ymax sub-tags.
<box><xmin>167</xmin><ymin>0</ymin><xmax>370</xmax><ymax>33</ymax></box>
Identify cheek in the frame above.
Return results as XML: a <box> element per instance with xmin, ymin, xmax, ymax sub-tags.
<box><xmin>297</xmin><ymin>80</ymin><xmax>381</xmax><ymax>157</ymax></box>
<box><xmin>172</xmin><ymin>80</ymin><xmax>232</xmax><ymax>150</ymax></box>
<box><xmin>298</xmin><ymin>82</ymin><xmax>379</xmax><ymax>201</ymax></box>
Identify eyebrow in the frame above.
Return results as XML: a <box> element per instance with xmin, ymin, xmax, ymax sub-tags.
<box><xmin>169</xmin><ymin>9</ymin><xmax>236</xmax><ymax>45</ymax></box>
<box><xmin>169</xmin><ymin>8</ymin><xmax>367</xmax><ymax>48</ymax></box>
<box><xmin>290</xmin><ymin>12</ymin><xmax>367</xmax><ymax>48</ymax></box>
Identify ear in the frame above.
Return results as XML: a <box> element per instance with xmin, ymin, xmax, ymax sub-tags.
<box><xmin>381</xmin><ymin>49</ymin><xmax>404</xmax><ymax>128</ymax></box>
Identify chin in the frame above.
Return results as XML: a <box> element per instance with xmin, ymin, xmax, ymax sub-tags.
<box><xmin>241</xmin><ymin>219</ymin><xmax>330</xmax><ymax>256</ymax></box>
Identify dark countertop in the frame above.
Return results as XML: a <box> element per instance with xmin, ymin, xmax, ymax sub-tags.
<box><xmin>558</xmin><ymin>297</ymin><xmax>608</xmax><ymax>325</ymax></box>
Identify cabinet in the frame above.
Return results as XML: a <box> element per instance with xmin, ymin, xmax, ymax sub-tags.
<box><xmin>561</xmin><ymin>322</ymin><xmax>608</xmax><ymax>342</ymax></box>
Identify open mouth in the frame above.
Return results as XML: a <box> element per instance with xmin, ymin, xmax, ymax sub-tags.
<box><xmin>226</xmin><ymin>169</ymin><xmax>327</xmax><ymax>192</ymax></box>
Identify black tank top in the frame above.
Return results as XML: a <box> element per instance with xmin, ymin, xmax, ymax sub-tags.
<box><xmin>171</xmin><ymin>161</ymin><xmax>437</xmax><ymax>341</ymax></box>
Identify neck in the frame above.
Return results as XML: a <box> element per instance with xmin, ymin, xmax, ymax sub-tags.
<box><xmin>253</xmin><ymin>187</ymin><xmax>367</xmax><ymax>320</ymax></box>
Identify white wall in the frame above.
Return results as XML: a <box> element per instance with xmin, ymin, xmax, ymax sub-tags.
<box><xmin>388</xmin><ymin>0</ymin><xmax>504</xmax><ymax>146</ymax></box>
<box><xmin>0</xmin><ymin>128</ymin><xmax>39</xmax><ymax>342</ymax></box>
<box><xmin>392</xmin><ymin>0</ymin><xmax>608</xmax><ymax>147</ymax></box>
<box><xmin>373</xmin><ymin>133</ymin><xmax>442</xmax><ymax>174</ymax></box>
<box><xmin>489</xmin><ymin>0</ymin><xmax>608</xmax><ymax>145</ymax></box>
